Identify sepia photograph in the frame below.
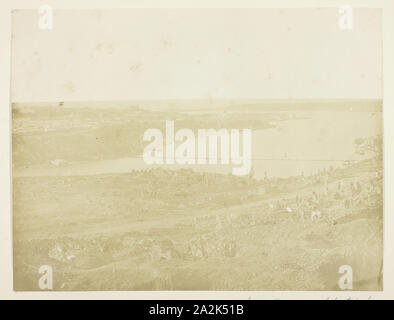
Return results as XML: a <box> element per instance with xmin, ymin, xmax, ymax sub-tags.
<box><xmin>10</xmin><ymin>7</ymin><xmax>383</xmax><ymax>292</ymax></box>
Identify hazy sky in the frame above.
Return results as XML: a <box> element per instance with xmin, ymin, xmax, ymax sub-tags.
<box><xmin>11</xmin><ymin>8</ymin><xmax>382</xmax><ymax>102</ymax></box>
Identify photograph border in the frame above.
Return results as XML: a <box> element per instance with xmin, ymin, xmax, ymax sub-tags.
<box><xmin>1</xmin><ymin>0</ymin><xmax>393</xmax><ymax>300</ymax></box>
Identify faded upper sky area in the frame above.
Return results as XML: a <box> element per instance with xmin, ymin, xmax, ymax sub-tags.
<box><xmin>11</xmin><ymin>8</ymin><xmax>382</xmax><ymax>102</ymax></box>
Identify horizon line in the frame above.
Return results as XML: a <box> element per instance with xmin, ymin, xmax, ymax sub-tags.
<box><xmin>12</xmin><ymin>98</ymin><xmax>383</xmax><ymax>104</ymax></box>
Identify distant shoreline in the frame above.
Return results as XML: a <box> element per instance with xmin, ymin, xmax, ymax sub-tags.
<box><xmin>12</xmin><ymin>99</ymin><xmax>383</xmax><ymax>112</ymax></box>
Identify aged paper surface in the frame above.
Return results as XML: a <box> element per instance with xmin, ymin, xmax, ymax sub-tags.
<box><xmin>1</xmin><ymin>0</ymin><xmax>394</xmax><ymax>299</ymax></box>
